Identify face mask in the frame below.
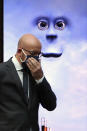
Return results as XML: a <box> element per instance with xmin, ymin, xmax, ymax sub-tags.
<box><xmin>26</xmin><ymin>55</ymin><xmax>39</xmax><ymax>62</ymax></box>
<box><xmin>20</xmin><ymin>49</ymin><xmax>39</xmax><ymax>70</ymax></box>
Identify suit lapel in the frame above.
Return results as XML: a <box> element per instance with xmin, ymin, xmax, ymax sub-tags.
<box><xmin>6</xmin><ymin>58</ymin><xmax>28</xmax><ymax>105</ymax></box>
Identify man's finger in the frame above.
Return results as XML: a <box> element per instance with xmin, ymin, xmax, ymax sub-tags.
<box><xmin>29</xmin><ymin>57</ymin><xmax>40</xmax><ymax>66</ymax></box>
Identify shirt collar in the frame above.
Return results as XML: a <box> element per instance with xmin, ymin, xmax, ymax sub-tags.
<box><xmin>12</xmin><ymin>55</ymin><xmax>23</xmax><ymax>71</ymax></box>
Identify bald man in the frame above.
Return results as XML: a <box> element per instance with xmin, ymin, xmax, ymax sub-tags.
<box><xmin>0</xmin><ymin>34</ymin><xmax>56</xmax><ymax>131</ymax></box>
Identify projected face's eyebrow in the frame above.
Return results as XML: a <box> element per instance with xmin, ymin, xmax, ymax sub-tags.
<box><xmin>33</xmin><ymin>16</ymin><xmax>49</xmax><ymax>25</ymax></box>
<box><xmin>33</xmin><ymin>16</ymin><xmax>71</xmax><ymax>31</ymax></box>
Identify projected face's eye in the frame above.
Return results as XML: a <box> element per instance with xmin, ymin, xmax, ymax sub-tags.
<box><xmin>55</xmin><ymin>20</ymin><xmax>65</xmax><ymax>30</ymax></box>
<box><xmin>38</xmin><ymin>20</ymin><xmax>48</xmax><ymax>30</ymax></box>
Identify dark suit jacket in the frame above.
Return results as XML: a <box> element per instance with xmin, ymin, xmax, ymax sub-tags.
<box><xmin>0</xmin><ymin>58</ymin><xmax>56</xmax><ymax>131</ymax></box>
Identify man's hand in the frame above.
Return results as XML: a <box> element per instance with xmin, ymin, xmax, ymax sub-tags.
<box><xmin>26</xmin><ymin>57</ymin><xmax>43</xmax><ymax>80</ymax></box>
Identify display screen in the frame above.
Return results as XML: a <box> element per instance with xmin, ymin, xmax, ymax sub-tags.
<box><xmin>4</xmin><ymin>0</ymin><xmax>87</xmax><ymax>130</ymax></box>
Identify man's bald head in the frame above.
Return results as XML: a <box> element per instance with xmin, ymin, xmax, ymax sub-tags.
<box><xmin>18</xmin><ymin>34</ymin><xmax>42</xmax><ymax>51</ymax></box>
<box><xmin>16</xmin><ymin>34</ymin><xmax>42</xmax><ymax>63</ymax></box>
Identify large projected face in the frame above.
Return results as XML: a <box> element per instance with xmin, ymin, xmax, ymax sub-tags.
<box><xmin>4</xmin><ymin>0</ymin><xmax>87</xmax><ymax>55</ymax></box>
<box><xmin>4</xmin><ymin>0</ymin><xmax>87</xmax><ymax>130</ymax></box>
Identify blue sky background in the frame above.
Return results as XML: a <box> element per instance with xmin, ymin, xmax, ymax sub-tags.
<box><xmin>4</xmin><ymin>0</ymin><xmax>87</xmax><ymax>130</ymax></box>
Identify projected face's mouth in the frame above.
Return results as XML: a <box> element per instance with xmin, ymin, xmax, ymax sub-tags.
<box><xmin>42</xmin><ymin>52</ymin><xmax>62</xmax><ymax>58</ymax></box>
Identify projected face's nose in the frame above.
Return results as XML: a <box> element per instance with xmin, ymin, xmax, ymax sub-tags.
<box><xmin>46</xmin><ymin>26</ymin><xmax>58</xmax><ymax>42</ymax></box>
<box><xmin>46</xmin><ymin>34</ymin><xmax>57</xmax><ymax>42</ymax></box>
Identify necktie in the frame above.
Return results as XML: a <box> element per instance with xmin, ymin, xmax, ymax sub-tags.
<box><xmin>22</xmin><ymin>69</ymin><xmax>28</xmax><ymax>99</ymax></box>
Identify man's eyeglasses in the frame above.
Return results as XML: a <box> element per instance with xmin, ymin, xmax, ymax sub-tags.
<box><xmin>22</xmin><ymin>48</ymin><xmax>42</xmax><ymax>58</ymax></box>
